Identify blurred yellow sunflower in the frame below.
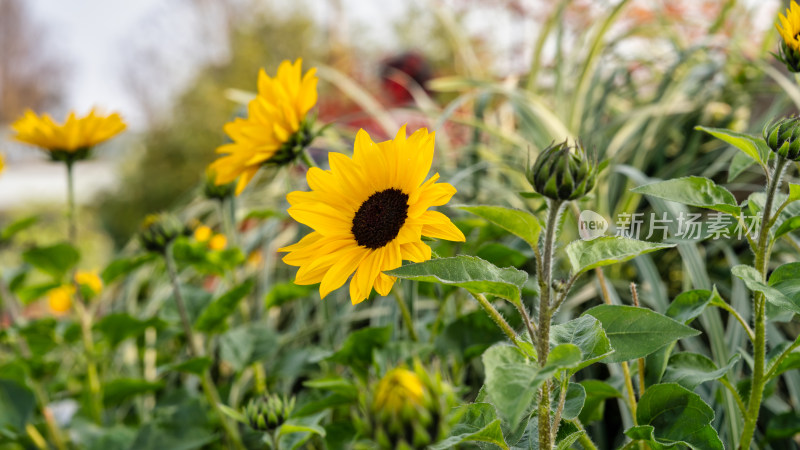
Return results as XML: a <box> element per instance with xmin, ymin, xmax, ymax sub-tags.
<box><xmin>0</xmin><ymin>154</ymin><xmax>4</xmax><ymax>174</ymax></box>
<box><xmin>75</xmin><ymin>270</ymin><xmax>103</xmax><ymax>296</ymax></box>
<box><xmin>778</xmin><ymin>1</ymin><xmax>800</xmax><ymax>52</ymax></box>
<box><xmin>280</xmin><ymin>125</ymin><xmax>465</xmax><ymax>304</ymax></box>
<box><xmin>11</xmin><ymin>109</ymin><xmax>126</xmax><ymax>158</ymax></box>
<box><xmin>47</xmin><ymin>285</ymin><xmax>74</xmax><ymax>315</ymax></box>
<box><xmin>373</xmin><ymin>368</ymin><xmax>425</xmax><ymax>414</ymax></box>
<box><xmin>210</xmin><ymin>58</ymin><xmax>318</xmax><ymax>195</ymax></box>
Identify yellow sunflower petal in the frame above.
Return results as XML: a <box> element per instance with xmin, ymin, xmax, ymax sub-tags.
<box><xmin>420</xmin><ymin>210</ymin><xmax>466</xmax><ymax>242</ymax></box>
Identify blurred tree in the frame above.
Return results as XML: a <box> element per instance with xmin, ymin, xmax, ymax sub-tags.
<box><xmin>96</xmin><ymin>9</ymin><xmax>324</xmax><ymax>246</ymax></box>
<box><xmin>0</xmin><ymin>0</ymin><xmax>65</xmax><ymax>124</ymax></box>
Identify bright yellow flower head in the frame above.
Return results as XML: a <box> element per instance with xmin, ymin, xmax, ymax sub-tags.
<box><xmin>373</xmin><ymin>368</ymin><xmax>425</xmax><ymax>414</ymax></box>
<box><xmin>47</xmin><ymin>285</ymin><xmax>74</xmax><ymax>315</ymax></box>
<box><xmin>209</xmin><ymin>234</ymin><xmax>228</xmax><ymax>251</ymax></box>
<box><xmin>778</xmin><ymin>1</ymin><xmax>800</xmax><ymax>52</ymax></box>
<box><xmin>194</xmin><ymin>225</ymin><xmax>212</xmax><ymax>242</ymax></box>
<box><xmin>75</xmin><ymin>270</ymin><xmax>103</xmax><ymax>295</ymax></box>
<box><xmin>210</xmin><ymin>58</ymin><xmax>318</xmax><ymax>195</ymax></box>
<box><xmin>279</xmin><ymin>125</ymin><xmax>465</xmax><ymax>304</ymax></box>
<box><xmin>0</xmin><ymin>154</ymin><xmax>4</xmax><ymax>175</ymax></box>
<box><xmin>11</xmin><ymin>109</ymin><xmax>126</xmax><ymax>154</ymax></box>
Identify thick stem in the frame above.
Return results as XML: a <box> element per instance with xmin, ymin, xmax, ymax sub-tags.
<box><xmin>621</xmin><ymin>361</ymin><xmax>638</xmax><ymax>423</ymax></box>
<box><xmin>537</xmin><ymin>199</ymin><xmax>564</xmax><ymax>450</ymax></box>
<box><xmin>739</xmin><ymin>157</ymin><xmax>789</xmax><ymax>448</ymax></box>
<box><xmin>571</xmin><ymin>419</ymin><xmax>599</xmax><ymax>450</ymax></box>
<box><xmin>164</xmin><ymin>245</ymin><xmax>245</xmax><ymax>450</ymax></box>
<box><xmin>66</xmin><ymin>161</ymin><xmax>77</xmax><ymax>243</ymax></box>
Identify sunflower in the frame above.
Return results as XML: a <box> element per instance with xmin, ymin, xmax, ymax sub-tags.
<box><xmin>11</xmin><ymin>109</ymin><xmax>126</xmax><ymax>160</ymax></box>
<box><xmin>280</xmin><ymin>125</ymin><xmax>465</xmax><ymax>304</ymax></box>
<box><xmin>210</xmin><ymin>58</ymin><xmax>318</xmax><ymax>195</ymax></box>
<box><xmin>777</xmin><ymin>1</ymin><xmax>800</xmax><ymax>72</ymax></box>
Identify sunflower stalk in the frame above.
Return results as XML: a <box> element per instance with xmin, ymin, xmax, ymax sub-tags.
<box><xmin>163</xmin><ymin>244</ymin><xmax>246</xmax><ymax>450</ymax></box>
<box><xmin>65</xmin><ymin>159</ymin><xmax>77</xmax><ymax>243</ymax></box>
<box><xmin>536</xmin><ymin>198</ymin><xmax>565</xmax><ymax>449</ymax></box>
<box><xmin>739</xmin><ymin>156</ymin><xmax>789</xmax><ymax>448</ymax></box>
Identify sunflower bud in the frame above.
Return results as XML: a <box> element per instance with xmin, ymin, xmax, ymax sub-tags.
<box><xmin>139</xmin><ymin>213</ymin><xmax>184</xmax><ymax>253</ymax></box>
<box><xmin>763</xmin><ymin>117</ymin><xmax>800</xmax><ymax>161</ymax></box>
<box><xmin>269</xmin><ymin>120</ymin><xmax>315</xmax><ymax>166</ymax></box>
<box><xmin>778</xmin><ymin>41</ymin><xmax>800</xmax><ymax>73</ymax></box>
<box><xmin>359</xmin><ymin>362</ymin><xmax>456</xmax><ymax>449</ymax></box>
<box><xmin>244</xmin><ymin>394</ymin><xmax>295</xmax><ymax>432</ymax></box>
<box><xmin>528</xmin><ymin>140</ymin><xmax>596</xmax><ymax>201</ymax></box>
<box><xmin>203</xmin><ymin>169</ymin><xmax>235</xmax><ymax>201</ymax></box>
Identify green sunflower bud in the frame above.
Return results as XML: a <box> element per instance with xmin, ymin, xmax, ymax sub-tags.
<box><xmin>203</xmin><ymin>169</ymin><xmax>235</xmax><ymax>201</ymax></box>
<box><xmin>244</xmin><ymin>394</ymin><xmax>295</xmax><ymax>433</ymax></box>
<box><xmin>763</xmin><ymin>117</ymin><xmax>800</xmax><ymax>161</ymax></box>
<box><xmin>527</xmin><ymin>140</ymin><xmax>596</xmax><ymax>201</ymax></box>
<box><xmin>138</xmin><ymin>213</ymin><xmax>184</xmax><ymax>253</ymax></box>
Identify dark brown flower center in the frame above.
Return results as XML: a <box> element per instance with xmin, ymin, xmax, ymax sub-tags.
<box><xmin>351</xmin><ymin>188</ymin><xmax>409</xmax><ymax>249</ymax></box>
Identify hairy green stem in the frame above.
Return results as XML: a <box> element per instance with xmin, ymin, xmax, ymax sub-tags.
<box><xmin>571</xmin><ymin>419</ymin><xmax>599</xmax><ymax>450</ymax></box>
<box><xmin>739</xmin><ymin>157</ymin><xmax>788</xmax><ymax>448</ymax></box>
<box><xmin>470</xmin><ymin>292</ymin><xmax>523</xmax><ymax>349</ymax></box>
<box><xmin>538</xmin><ymin>199</ymin><xmax>564</xmax><ymax>450</ymax></box>
<box><xmin>164</xmin><ymin>245</ymin><xmax>245</xmax><ymax>450</ymax></box>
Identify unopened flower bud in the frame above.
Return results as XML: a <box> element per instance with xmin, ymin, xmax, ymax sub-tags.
<box><xmin>763</xmin><ymin>117</ymin><xmax>800</xmax><ymax>161</ymax></box>
<box><xmin>139</xmin><ymin>213</ymin><xmax>184</xmax><ymax>253</ymax></box>
<box><xmin>528</xmin><ymin>140</ymin><xmax>596</xmax><ymax>201</ymax></box>
<box><xmin>244</xmin><ymin>394</ymin><xmax>295</xmax><ymax>432</ymax></box>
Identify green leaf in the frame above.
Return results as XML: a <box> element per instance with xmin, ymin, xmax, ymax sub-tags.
<box><xmin>566</xmin><ymin>237</ymin><xmax>675</xmax><ymax>275</ymax></box>
<box><xmin>460</xmin><ymin>205</ymin><xmax>542</xmax><ymax>251</ymax></box>
<box><xmin>22</xmin><ymin>243</ymin><xmax>80</xmax><ymax>279</ymax></box>
<box><xmin>219</xmin><ymin>324</ymin><xmax>278</xmax><ymax>373</ymax></box>
<box><xmin>584</xmin><ymin>305</ymin><xmax>700</xmax><ymax>363</ymax></box>
<box><xmin>95</xmin><ymin>313</ymin><xmax>163</xmax><ymax>348</ymax></box>
<box><xmin>482</xmin><ymin>344</ymin><xmax>577</xmax><ymax>430</ymax></box>
<box><xmin>646</xmin><ymin>289</ymin><xmax>719</xmax><ymax>387</ymax></box>
<box><xmin>477</xmin><ymin>243</ymin><xmax>528</xmax><ymax>268</ymax></box>
<box><xmin>695</xmin><ymin>126</ymin><xmax>770</xmax><ymax>167</ymax></box>
<box><xmin>278</xmin><ymin>412</ymin><xmax>326</xmax><ymax>450</ymax></box>
<box><xmin>550</xmin><ymin>315</ymin><xmax>614</xmax><ymax>373</ymax></box>
<box><xmin>194</xmin><ymin>280</ymin><xmax>254</xmax><ymax>333</ymax></box>
<box><xmin>631</xmin><ymin>176</ymin><xmax>739</xmax><ymax>215</ymax></box>
<box><xmin>102</xmin><ymin>254</ymin><xmax>156</xmax><ymax>283</ymax></box>
<box><xmin>774</xmin><ymin>216</ymin><xmax>800</xmax><ymax>241</ymax></box>
<box><xmin>556</xmin><ymin>430</ymin><xmax>585</xmax><ymax>450</ymax></box>
<box><xmin>103</xmin><ymin>378</ymin><xmax>164</xmax><ymax>405</ymax></box>
<box><xmin>766</xmin><ymin>411</ymin><xmax>800</xmax><ymax>441</ymax></box>
<box><xmin>662</xmin><ymin>353</ymin><xmax>740</xmax><ymax>390</ymax></box>
<box><xmin>789</xmin><ymin>183</ymin><xmax>800</xmax><ymax>202</ymax></box>
<box><xmin>430</xmin><ymin>403</ymin><xmax>509</xmax><ymax>450</ymax></box>
<box><xmin>560</xmin><ymin>383</ymin><xmax>586</xmax><ymax>420</ymax></box>
<box><xmin>160</xmin><ymin>357</ymin><xmax>212</xmax><ymax>376</ymax></box>
<box><xmin>327</xmin><ymin>326</ymin><xmax>392</xmax><ymax>375</ymax></box>
<box><xmin>769</xmin><ymin>263</ymin><xmax>800</xmax><ymax>311</ymax></box>
<box><xmin>578</xmin><ymin>380</ymin><xmax>621</xmax><ymax>423</ymax></box>
<box><xmin>665</xmin><ymin>289</ymin><xmax>716</xmax><ymax>324</ymax></box>
<box><xmin>728</xmin><ymin>151</ymin><xmax>754</xmax><ymax>182</ymax></box>
<box><xmin>732</xmin><ymin>264</ymin><xmax>800</xmax><ymax>315</ymax></box>
<box><xmin>0</xmin><ymin>216</ymin><xmax>37</xmax><ymax>242</ymax></box>
<box><xmin>386</xmin><ymin>256</ymin><xmax>528</xmax><ymax>305</ymax></box>
<box><xmin>265</xmin><ymin>282</ymin><xmax>314</xmax><ymax>309</ymax></box>
<box><xmin>0</xmin><ymin>379</ymin><xmax>35</xmax><ymax>438</ymax></box>
<box><xmin>627</xmin><ymin>383</ymin><xmax>723</xmax><ymax>450</ymax></box>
